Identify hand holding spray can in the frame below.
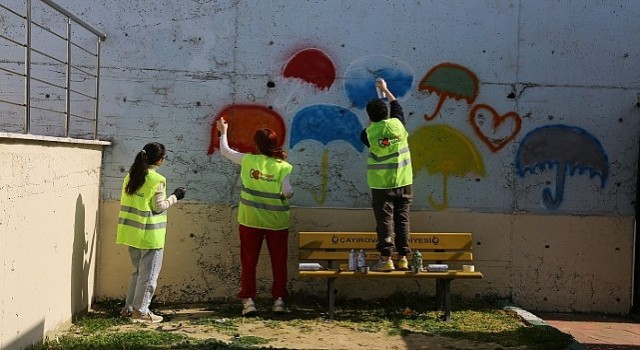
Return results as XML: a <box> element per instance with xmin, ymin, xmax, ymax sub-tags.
<box><xmin>375</xmin><ymin>78</ymin><xmax>386</xmax><ymax>99</ymax></box>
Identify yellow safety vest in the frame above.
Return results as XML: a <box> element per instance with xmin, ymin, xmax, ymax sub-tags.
<box><xmin>238</xmin><ymin>154</ymin><xmax>292</xmax><ymax>230</ymax></box>
<box><xmin>366</xmin><ymin>119</ymin><xmax>413</xmax><ymax>189</ymax></box>
<box><xmin>116</xmin><ymin>169</ymin><xmax>168</xmax><ymax>249</ymax></box>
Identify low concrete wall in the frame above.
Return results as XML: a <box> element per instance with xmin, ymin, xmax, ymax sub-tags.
<box><xmin>97</xmin><ymin>202</ymin><xmax>634</xmax><ymax>315</ymax></box>
<box><xmin>0</xmin><ymin>135</ymin><xmax>107</xmax><ymax>350</ymax></box>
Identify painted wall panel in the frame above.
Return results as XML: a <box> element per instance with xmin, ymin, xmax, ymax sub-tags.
<box><xmin>2</xmin><ymin>0</ymin><xmax>637</xmax><ymax>214</ymax></box>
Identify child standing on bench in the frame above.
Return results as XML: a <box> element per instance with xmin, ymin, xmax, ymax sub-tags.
<box><xmin>216</xmin><ymin>117</ymin><xmax>294</xmax><ymax>316</ymax></box>
<box><xmin>360</xmin><ymin>78</ymin><xmax>413</xmax><ymax>271</ymax></box>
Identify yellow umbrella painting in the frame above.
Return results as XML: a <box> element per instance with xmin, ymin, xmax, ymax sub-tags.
<box><xmin>408</xmin><ymin>124</ymin><xmax>485</xmax><ymax>210</ymax></box>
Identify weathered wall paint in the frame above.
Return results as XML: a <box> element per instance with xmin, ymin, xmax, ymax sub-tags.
<box><xmin>0</xmin><ymin>136</ymin><xmax>105</xmax><ymax>350</ymax></box>
<box><xmin>96</xmin><ymin>202</ymin><xmax>635</xmax><ymax>315</ymax></box>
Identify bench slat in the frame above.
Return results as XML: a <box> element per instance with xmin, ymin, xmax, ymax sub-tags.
<box><xmin>299</xmin><ymin>250</ymin><xmax>473</xmax><ymax>262</ymax></box>
<box><xmin>299</xmin><ymin>232</ymin><xmax>473</xmax><ymax>250</ymax></box>
<box><xmin>298</xmin><ymin>270</ymin><xmax>483</xmax><ymax>279</ymax></box>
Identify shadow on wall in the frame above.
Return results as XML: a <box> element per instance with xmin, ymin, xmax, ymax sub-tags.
<box><xmin>4</xmin><ymin>320</ymin><xmax>44</xmax><ymax>350</ymax></box>
<box><xmin>71</xmin><ymin>194</ymin><xmax>96</xmax><ymax>321</ymax></box>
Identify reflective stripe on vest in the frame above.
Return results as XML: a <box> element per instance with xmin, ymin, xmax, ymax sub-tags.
<box><xmin>241</xmin><ymin>186</ymin><xmax>290</xmax><ymax>211</ymax></box>
<box><xmin>366</xmin><ymin>119</ymin><xmax>413</xmax><ymax>189</ymax></box>
<box><xmin>367</xmin><ymin>156</ymin><xmax>412</xmax><ymax>170</ymax></box>
<box><xmin>238</xmin><ymin>154</ymin><xmax>292</xmax><ymax>230</ymax></box>
<box><xmin>116</xmin><ymin>170</ymin><xmax>168</xmax><ymax>249</ymax></box>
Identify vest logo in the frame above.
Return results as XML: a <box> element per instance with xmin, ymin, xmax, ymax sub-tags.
<box><xmin>134</xmin><ymin>192</ymin><xmax>144</xmax><ymax>198</ymax></box>
<box><xmin>249</xmin><ymin>168</ymin><xmax>277</xmax><ymax>182</ymax></box>
<box><xmin>378</xmin><ymin>135</ymin><xmax>401</xmax><ymax>148</ymax></box>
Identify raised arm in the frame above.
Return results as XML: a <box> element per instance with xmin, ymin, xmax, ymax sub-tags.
<box><xmin>216</xmin><ymin>117</ymin><xmax>244</xmax><ymax>165</ymax></box>
<box><xmin>376</xmin><ymin>78</ymin><xmax>404</xmax><ymax>124</ymax></box>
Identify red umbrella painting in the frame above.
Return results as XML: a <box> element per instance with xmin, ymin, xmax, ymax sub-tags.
<box><xmin>207</xmin><ymin>105</ymin><xmax>286</xmax><ymax>155</ymax></box>
<box><xmin>419</xmin><ymin>62</ymin><xmax>479</xmax><ymax>121</ymax></box>
<box><xmin>408</xmin><ymin>124</ymin><xmax>485</xmax><ymax>210</ymax></box>
<box><xmin>516</xmin><ymin>124</ymin><xmax>609</xmax><ymax>210</ymax></box>
<box><xmin>282</xmin><ymin>48</ymin><xmax>336</xmax><ymax>90</ymax></box>
<box><xmin>277</xmin><ymin>48</ymin><xmax>336</xmax><ymax>109</ymax></box>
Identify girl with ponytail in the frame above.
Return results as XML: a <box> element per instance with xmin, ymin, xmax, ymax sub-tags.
<box><xmin>116</xmin><ymin>142</ymin><xmax>187</xmax><ymax>323</ymax></box>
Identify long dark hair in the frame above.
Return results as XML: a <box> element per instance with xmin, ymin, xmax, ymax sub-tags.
<box><xmin>254</xmin><ymin>128</ymin><xmax>286</xmax><ymax>160</ymax></box>
<box><xmin>125</xmin><ymin>142</ymin><xmax>166</xmax><ymax>195</ymax></box>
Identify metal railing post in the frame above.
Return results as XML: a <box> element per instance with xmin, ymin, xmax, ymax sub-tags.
<box><xmin>25</xmin><ymin>0</ymin><xmax>32</xmax><ymax>134</ymax></box>
<box><xmin>94</xmin><ymin>39</ymin><xmax>102</xmax><ymax>139</ymax></box>
<box><xmin>65</xmin><ymin>17</ymin><xmax>72</xmax><ymax>137</ymax></box>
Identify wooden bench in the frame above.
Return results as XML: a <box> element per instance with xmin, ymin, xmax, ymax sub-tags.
<box><xmin>298</xmin><ymin>232</ymin><xmax>483</xmax><ymax>320</ymax></box>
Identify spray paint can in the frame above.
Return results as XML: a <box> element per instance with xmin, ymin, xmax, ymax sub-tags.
<box><xmin>375</xmin><ymin>78</ymin><xmax>386</xmax><ymax>99</ymax></box>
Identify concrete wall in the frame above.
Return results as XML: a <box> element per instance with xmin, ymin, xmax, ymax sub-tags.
<box><xmin>0</xmin><ymin>2</ymin><xmax>638</xmax><ymax>343</ymax></box>
<box><xmin>0</xmin><ymin>135</ymin><xmax>106</xmax><ymax>350</ymax></box>
<box><xmin>84</xmin><ymin>0</ymin><xmax>637</xmax><ymax>315</ymax></box>
<box><xmin>97</xmin><ymin>203</ymin><xmax>635</xmax><ymax>315</ymax></box>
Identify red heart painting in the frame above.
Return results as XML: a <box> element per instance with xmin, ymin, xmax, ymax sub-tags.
<box><xmin>469</xmin><ymin>104</ymin><xmax>522</xmax><ymax>152</ymax></box>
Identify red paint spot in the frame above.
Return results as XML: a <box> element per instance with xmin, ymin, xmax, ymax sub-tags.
<box><xmin>208</xmin><ymin>105</ymin><xmax>286</xmax><ymax>155</ymax></box>
<box><xmin>282</xmin><ymin>48</ymin><xmax>335</xmax><ymax>90</ymax></box>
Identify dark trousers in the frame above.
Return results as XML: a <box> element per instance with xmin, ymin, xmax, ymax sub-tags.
<box><xmin>371</xmin><ymin>184</ymin><xmax>412</xmax><ymax>257</ymax></box>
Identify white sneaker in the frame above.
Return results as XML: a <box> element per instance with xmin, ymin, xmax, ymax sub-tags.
<box><xmin>242</xmin><ymin>298</ymin><xmax>257</xmax><ymax>316</ymax></box>
<box><xmin>131</xmin><ymin>310</ymin><xmax>163</xmax><ymax>323</ymax></box>
<box><xmin>272</xmin><ymin>297</ymin><xmax>287</xmax><ymax>313</ymax></box>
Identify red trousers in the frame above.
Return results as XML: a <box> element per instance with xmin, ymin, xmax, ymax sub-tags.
<box><xmin>237</xmin><ymin>224</ymin><xmax>289</xmax><ymax>299</ymax></box>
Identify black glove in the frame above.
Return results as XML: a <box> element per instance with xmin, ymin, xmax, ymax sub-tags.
<box><xmin>172</xmin><ymin>187</ymin><xmax>187</xmax><ymax>200</ymax></box>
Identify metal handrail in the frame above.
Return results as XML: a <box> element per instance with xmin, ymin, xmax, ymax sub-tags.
<box><xmin>40</xmin><ymin>0</ymin><xmax>106</xmax><ymax>41</ymax></box>
<box><xmin>0</xmin><ymin>0</ymin><xmax>106</xmax><ymax>139</ymax></box>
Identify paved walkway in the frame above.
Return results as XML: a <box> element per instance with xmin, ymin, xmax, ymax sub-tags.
<box><xmin>538</xmin><ymin>312</ymin><xmax>640</xmax><ymax>350</ymax></box>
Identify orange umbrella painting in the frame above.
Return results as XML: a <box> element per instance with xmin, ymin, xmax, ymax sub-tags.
<box><xmin>408</xmin><ymin>124</ymin><xmax>485</xmax><ymax>210</ymax></box>
<box><xmin>419</xmin><ymin>62</ymin><xmax>479</xmax><ymax>121</ymax></box>
<box><xmin>208</xmin><ymin>105</ymin><xmax>286</xmax><ymax>155</ymax></box>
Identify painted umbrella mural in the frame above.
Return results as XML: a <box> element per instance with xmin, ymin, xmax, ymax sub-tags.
<box><xmin>282</xmin><ymin>48</ymin><xmax>336</xmax><ymax>90</ymax></box>
<box><xmin>343</xmin><ymin>54</ymin><xmax>413</xmax><ymax>110</ymax></box>
<box><xmin>208</xmin><ymin>105</ymin><xmax>286</xmax><ymax>155</ymax></box>
<box><xmin>289</xmin><ymin>104</ymin><xmax>364</xmax><ymax>203</ymax></box>
<box><xmin>408</xmin><ymin>124</ymin><xmax>485</xmax><ymax>210</ymax></box>
<box><xmin>515</xmin><ymin>124</ymin><xmax>609</xmax><ymax>210</ymax></box>
<box><xmin>419</xmin><ymin>62</ymin><xmax>479</xmax><ymax>121</ymax></box>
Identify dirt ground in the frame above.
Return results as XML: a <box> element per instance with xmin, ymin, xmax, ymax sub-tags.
<box><xmin>113</xmin><ymin>304</ymin><xmax>523</xmax><ymax>350</ymax></box>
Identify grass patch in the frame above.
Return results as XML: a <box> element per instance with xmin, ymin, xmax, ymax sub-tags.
<box><xmin>29</xmin><ymin>330</ymin><xmax>189</xmax><ymax>349</ymax></box>
<box><xmin>27</xmin><ymin>294</ymin><xmax>574</xmax><ymax>349</ymax></box>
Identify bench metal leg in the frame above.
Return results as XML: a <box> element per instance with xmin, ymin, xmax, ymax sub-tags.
<box><xmin>435</xmin><ymin>279</ymin><xmax>443</xmax><ymax>310</ymax></box>
<box><xmin>326</xmin><ymin>278</ymin><xmax>336</xmax><ymax>319</ymax></box>
<box><xmin>442</xmin><ymin>279</ymin><xmax>452</xmax><ymax>321</ymax></box>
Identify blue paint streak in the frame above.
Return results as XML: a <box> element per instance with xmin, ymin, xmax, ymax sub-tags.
<box><xmin>345</xmin><ymin>67</ymin><xmax>413</xmax><ymax>109</ymax></box>
<box><xmin>289</xmin><ymin>104</ymin><xmax>364</xmax><ymax>152</ymax></box>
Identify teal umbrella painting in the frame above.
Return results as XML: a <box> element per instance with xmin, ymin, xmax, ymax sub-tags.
<box><xmin>515</xmin><ymin>124</ymin><xmax>609</xmax><ymax>210</ymax></box>
<box><xmin>419</xmin><ymin>62</ymin><xmax>479</xmax><ymax>121</ymax></box>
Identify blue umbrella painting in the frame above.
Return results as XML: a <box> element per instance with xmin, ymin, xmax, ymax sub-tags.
<box><xmin>343</xmin><ymin>55</ymin><xmax>413</xmax><ymax>110</ymax></box>
<box><xmin>515</xmin><ymin>124</ymin><xmax>609</xmax><ymax>210</ymax></box>
<box><xmin>289</xmin><ymin>104</ymin><xmax>364</xmax><ymax>203</ymax></box>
